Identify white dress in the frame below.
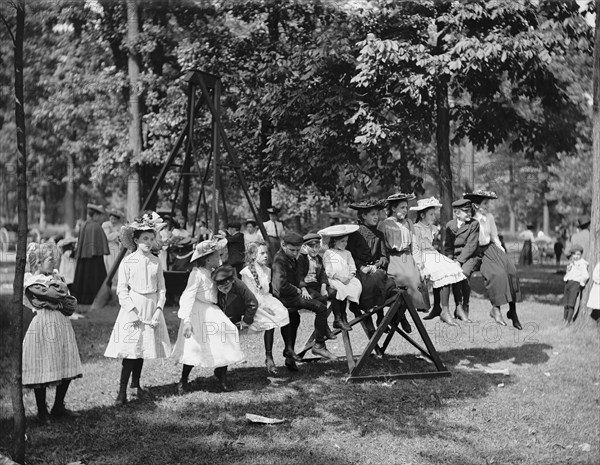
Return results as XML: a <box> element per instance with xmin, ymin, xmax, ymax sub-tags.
<box><xmin>171</xmin><ymin>267</ymin><xmax>245</xmax><ymax>368</ymax></box>
<box><xmin>104</xmin><ymin>250</ymin><xmax>172</xmax><ymax>359</ymax></box>
<box><xmin>412</xmin><ymin>222</ymin><xmax>466</xmax><ymax>288</ymax></box>
<box><xmin>323</xmin><ymin>248</ymin><xmax>362</xmax><ymax>303</ymax></box>
<box><xmin>240</xmin><ymin>264</ymin><xmax>290</xmax><ymax>331</ymax></box>
<box><xmin>58</xmin><ymin>250</ymin><xmax>76</xmax><ymax>285</ymax></box>
<box><xmin>22</xmin><ymin>272</ymin><xmax>83</xmax><ymax>387</ymax></box>
<box><xmin>588</xmin><ymin>263</ymin><xmax>600</xmax><ymax>310</ymax></box>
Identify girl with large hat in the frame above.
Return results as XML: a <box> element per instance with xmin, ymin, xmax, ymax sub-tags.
<box><xmin>464</xmin><ymin>190</ymin><xmax>523</xmax><ymax>329</ymax></box>
<box><xmin>22</xmin><ymin>242</ymin><xmax>82</xmax><ymax>423</ymax></box>
<box><xmin>378</xmin><ymin>193</ymin><xmax>430</xmax><ymax>311</ymax></box>
<box><xmin>171</xmin><ymin>236</ymin><xmax>245</xmax><ymax>393</ymax></box>
<box><xmin>104</xmin><ymin>211</ymin><xmax>172</xmax><ymax>405</ymax></box>
<box><xmin>410</xmin><ymin>197</ymin><xmax>467</xmax><ymax>326</ymax></box>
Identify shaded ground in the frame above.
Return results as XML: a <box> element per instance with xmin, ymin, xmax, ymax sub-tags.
<box><xmin>0</xmin><ymin>263</ymin><xmax>599</xmax><ymax>465</ymax></box>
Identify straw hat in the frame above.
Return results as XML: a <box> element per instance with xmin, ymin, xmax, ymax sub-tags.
<box><xmin>57</xmin><ymin>236</ymin><xmax>77</xmax><ymax>248</ymax></box>
<box><xmin>317</xmin><ymin>224</ymin><xmax>359</xmax><ymax>238</ymax></box>
<box><xmin>409</xmin><ymin>197</ymin><xmax>443</xmax><ymax>212</ymax></box>
<box><xmin>463</xmin><ymin>190</ymin><xmax>498</xmax><ymax>202</ymax></box>
<box><xmin>190</xmin><ymin>236</ymin><xmax>228</xmax><ymax>262</ymax></box>
<box><xmin>87</xmin><ymin>203</ymin><xmax>105</xmax><ymax>215</ymax></box>
<box><xmin>106</xmin><ymin>208</ymin><xmax>125</xmax><ymax>219</ymax></box>
<box><xmin>348</xmin><ymin>199</ymin><xmax>386</xmax><ymax>211</ymax></box>
<box><xmin>386</xmin><ymin>192</ymin><xmax>416</xmax><ymax>203</ymax></box>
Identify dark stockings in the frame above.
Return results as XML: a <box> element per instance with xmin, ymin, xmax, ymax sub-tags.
<box><xmin>180</xmin><ymin>364</ymin><xmax>194</xmax><ymax>384</ymax></box>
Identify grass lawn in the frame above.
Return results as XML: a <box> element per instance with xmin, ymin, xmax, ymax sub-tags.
<box><xmin>0</xmin><ymin>265</ymin><xmax>599</xmax><ymax>465</ymax></box>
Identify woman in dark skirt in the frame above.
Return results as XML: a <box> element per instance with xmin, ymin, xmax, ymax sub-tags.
<box><xmin>464</xmin><ymin>190</ymin><xmax>523</xmax><ymax>330</ymax></box>
<box><xmin>518</xmin><ymin>225</ymin><xmax>534</xmax><ymax>266</ymax></box>
<box><xmin>71</xmin><ymin>204</ymin><xmax>110</xmax><ymax>304</ymax></box>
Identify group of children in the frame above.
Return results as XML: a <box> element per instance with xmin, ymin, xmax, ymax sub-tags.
<box><xmin>21</xmin><ymin>195</ymin><xmax>599</xmax><ymax>423</ymax></box>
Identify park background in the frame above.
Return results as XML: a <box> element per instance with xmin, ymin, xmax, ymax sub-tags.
<box><xmin>1</xmin><ymin>1</ymin><xmax>599</xmax><ymax>465</ymax></box>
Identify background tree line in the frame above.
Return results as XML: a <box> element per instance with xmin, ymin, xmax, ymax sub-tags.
<box><xmin>0</xmin><ymin>0</ymin><xmax>594</xmax><ymax>234</ymax></box>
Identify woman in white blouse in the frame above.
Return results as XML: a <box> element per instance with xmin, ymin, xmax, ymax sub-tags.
<box><xmin>465</xmin><ymin>191</ymin><xmax>522</xmax><ymax>330</ymax></box>
<box><xmin>104</xmin><ymin>211</ymin><xmax>172</xmax><ymax>405</ymax></box>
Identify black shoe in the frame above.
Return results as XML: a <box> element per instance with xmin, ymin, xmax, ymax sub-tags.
<box><xmin>324</xmin><ymin>328</ymin><xmax>337</xmax><ymax>340</ymax></box>
<box><xmin>285</xmin><ymin>357</ymin><xmax>299</xmax><ymax>372</ymax></box>
<box><xmin>312</xmin><ymin>344</ymin><xmax>338</xmax><ymax>360</ymax></box>
<box><xmin>115</xmin><ymin>391</ymin><xmax>127</xmax><ymax>406</ymax></box>
<box><xmin>177</xmin><ymin>381</ymin><xmax>190</xmax><ymax>395</ymax></box>
<box><xmin>423</xmin><ymin>306</ymin><xmax>442</xmax><ymax>320</ymax></box>
<box><xmin>400</xmin><ymin>316</ymin><xmax>412</xmax><ymax>333</ymax></box>
<box><xmin>506</xmin><ymin>309</ymin><xmax>523</xmax><ymax>330</ymax></box>
<box><xmin>213</xmin><ymin>369</ymin><xmax>233</xmax><ymax>392</ymax></box>
<box><xmin>50</xmin><ymin>406</ymin><xmax>80</xmax><ymax>419</ymax></box>
<box><xmin>333</xmin><ymin>319</ymin><xmax>352</xmax><ymax>332</ymax></box>
<box><xmin>283</xmin><ymin>348</ymin><xmax>302</xmax><ymax>362</ymax></box>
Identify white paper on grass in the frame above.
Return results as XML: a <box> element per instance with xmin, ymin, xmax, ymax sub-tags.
<box><xmin>245</xmin><ymin>413</ymin><xmax>285</xmax><ymax>424</ymax></box>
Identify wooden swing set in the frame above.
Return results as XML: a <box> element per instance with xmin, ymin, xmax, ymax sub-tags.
<box><xmin>92</xmin><ymin>69</ymin><xmax>450</xmax><ymax>382</ymax></box>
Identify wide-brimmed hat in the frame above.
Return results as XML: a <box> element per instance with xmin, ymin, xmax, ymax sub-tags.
<box><xmin>578</xmin><ymin>215</ymin><xmax>591</xmax><ymax>228</ymax></box>
<box><xmin>318</xmin><ymin>224</ymin><xmax>359</xmax><ymax>238</ymax></box>
<box><xmin>57</xmin><ymin>236</ymin><xmax>77</xmax><ymax>248</ymax></box>
<box><xmin>348</xmin><ymin>199</ymin><xmax>386</xmax><ymax>211</ymax></box>
<box><xmin>410</xmin><ymin>197</ymin><xmax>443</xmax><ymax>212</ymax></box>
<box><xmin>567</xmin><ymin>244</ymin><xmax>584</xmax><ymax>256</ymax></box>
<box><xmin>120</xmin><ymin>211</ymin><xmax>166</xmax><ymax>251</ymax></box>
<box><xmin>303</xmin><ymin>232</ymin><xmax>321</xmax><ymax>245</ymax></box>
<box><xmin>171</xmin><ymin>228</ymin><xmax>195</xmax><ymax>246</ymax></box>
<box><xmin>87</xmin><ymin>203</ymin><xmax>104</xmax><ymax>215</ymax></box>
<box><xmin>106</xmin><ymin>208</ymin><xmax>124</xmax><ymax>219</ymax></box>
<box><xmin>452</xmin><ymin>199</ymin><xmax>472</xmax><ymax>210</ymax></box>
<box><xmin>385</xmin><ymin>192</ymin><xmax>416</xmax><ymax>203</ymax></box>
<box><xmin>190</xmin><ymin>236</ymin><xmax>228</xmax><ymax>262</ymax></box>
<box><xmin>245</xmin><ymin>218</ymin><xmax>257</xmax><ymax>227</ymax></box>
<box><xmin>463</xmin><ymin>190</ymin><xmax>498</xmax><ymax>202</ymax></box>
<box><xmin>266</xmin><ymin>207</ymin><xmax>280</xmax><ymax>215</ymax></box>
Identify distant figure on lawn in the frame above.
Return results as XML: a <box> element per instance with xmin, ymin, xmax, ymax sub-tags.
<box><xmin>71</xmin><ymin>204</ymin><xmax>109</xmax><ymax>304</ymax></box>
<box><xmin>22</xmin><ymin>242</ymin><xmax>82</xmax><ymax>423</ymax></box>
<box><xmin>562</xmin><ymin>244</ymin><xmax>589</xmax><ymax>326</ymax></box>
<box><xmin>102</xmin><ymin>208</ymin><xmax>124</xmax><ymax>275</ymax></box>
<box><xmin>567</xmin><ymin>215</ymin><xmax>591</xmax><ymax>261</ymax></box>
<box><xmin>518</xmin><ymin>225</ymin><xmax>534</xmax><ymax>266</ymax></box>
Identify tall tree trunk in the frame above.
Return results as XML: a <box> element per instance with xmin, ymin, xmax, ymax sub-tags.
<box><xmin>126</xmin><ymin>0</ymin><xmax>141</xmax><ymax>220</ymax></box>
<box><xmin>436</xmin><ymin>76</ymin><xmax>453</xmax><ymax>241</ymax></box>
<box><xmin>64</xmin><ymin>153</ymin><xmax>75</xmax><ymax>230</ymax></box>
<box><xmin>578</xmin><ymin>0</ymin><xmax>600</xmax><ymax>325</ymax></box>
<box><xmin>259</xmin><ymin>185</ymin><xmax>272</xmax><ymax>222</ymax></box>
<box><xmin>8</xmin><ymin>2</ymin><xmax>27</xmax><ymax>462</ymax></box>
<box><xmin>542</xmin><ymin>196</ymin><xmax>550</xmax><ymax>236</ymax></box>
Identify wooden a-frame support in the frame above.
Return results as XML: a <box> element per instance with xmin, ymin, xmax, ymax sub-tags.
<box><xmin>91</xmin><ymin>70</ymin><xmax>270</xmax><ymax>309</ymax></box>
<box><xmin>297</xmin><ymin>289</ymin><xmax>451</xmax><ymax>382</ymax></box>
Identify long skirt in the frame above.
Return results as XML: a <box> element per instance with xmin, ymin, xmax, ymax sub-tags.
<box><xmin>71</xmin><ymin>255</ymin><xmax>107</xmax><ymax>304</ymax></box>
<box><xmin>388</xmin><ymin>252</ymin><xmax>430</xmax><ymax>310</ymax></box>
<box><xmin>480</xmin><ymin>243</ymin><xmax>522</xmax><ymax>307</ymax></box>
<box><xmin>249</xmin><ymin>293</ymin><xmax>290</xmax><ymax>332</ymax></box>
<box><xmin>519</xmin><ymin>240</ymin><xmax>533</xmax><ymax>266</ymax></box>
<box><xmin>104</xmin><ymin>243</ymin><xmax>120</xmax><ymax>275</ymax></box>
<box><xmin>171</xmin><ymin>300</ymin><xmax>245</xmax><ymax>368</ymax></box>
<box><xmin>421</xmin><ymin>250</ymin><xmax>466</xmax><ymax>289</ymax></box>
<box><xmin>22</xmin><ymin>309</ymin><xmax>82</xmax><ymax>388</ymax></box>
<box><xmin>356</xmin><ymin>268</ymin><xmax>396</xmax><ymax>310</ymax></box>
<box><xmin>104</xmin><ymin>291</ymin><xmax>172</xmax><ymax>359</ymax></box>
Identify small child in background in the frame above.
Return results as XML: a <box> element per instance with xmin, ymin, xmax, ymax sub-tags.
<box><xmin>563</xmin><ymin>244</ymin><xmax>589</xmax><ymax>325</ymax></box>
<box><xmin>57</xmin><ymin>237</ymin><xmax>77</xmax><ymax>291</ymax></box>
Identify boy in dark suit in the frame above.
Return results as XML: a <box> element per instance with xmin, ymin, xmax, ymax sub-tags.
<box><xmin>443</xmin><ymin>199</ymin><xmax>481</xmax><ymax>322</ymax></box>
<box><xmin>225</xmin><ymin>222</ymin><xmax>245</xmax><ymax>276</ymax></box>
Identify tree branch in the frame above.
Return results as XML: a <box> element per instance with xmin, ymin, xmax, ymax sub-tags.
<box><xmin>0</xmin><ymin>10</ymin><xmax>16</xmax><ymax>45</ymax></box>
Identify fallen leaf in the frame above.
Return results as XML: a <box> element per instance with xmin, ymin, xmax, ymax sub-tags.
<box><xmin>245</xmin><ymin>413</ymin><xmax>285</xmax><ymax>424</ymax></box>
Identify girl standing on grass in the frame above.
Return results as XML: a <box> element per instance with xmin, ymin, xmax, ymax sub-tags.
<box><xmin>104</xmin><ymin>212</ymin><xmax>172</xmax><ymax>405</ymax></box>
<box><xmin>22</xmin><ymin>242</ymin><xmax>82</xmax><ymax>423</ymax></box>
<box><xmin>240</xmin><ymin>241</ymin><xmax>291</xmax><ymax>374</ymax></box>
<box><xmin>171</xmin><ymin>237</ymin><xmax>245</xmax><ymax>393</ymax></box>
<box><xmin>587</xmin><ymin>262</ymin><xmax>600</xmax><ymax>314</ymax></box>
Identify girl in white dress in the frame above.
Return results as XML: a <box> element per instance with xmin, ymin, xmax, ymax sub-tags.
<box><xmin>320</xmin><ymin>225</ymin><xmax>363</xmax><ymax>314</ymax></box>
<box><xmin>410</xmin><ymin>197</ymin><xmax>466</xmax><ymax>326</ymax></box>
<box><xmin>22</xmin><ymin>242</ymin><xmax>82</xmax><ymax>423</ymax></box>
<box><xmin>102</xmin><ymin>209</ymin><xmax>123</xmax><ymax>274</ymax></box>
<box><xmin>587</xmin><ymin>262</ymin><xmax>600</xmax><ymax>312</ymax></box>
<box><xmin>104</xmin><ymin>212</ymin><xmax>171</xmax><ymax>405</ymax></box>
<box><xmin>171</xmin><ymin>237</ymin><xmax>245</xmax><ymax>393</ymax></box>
<box><xmin>240</xmin><ymin>241</ymin><xmax>291</xmax><ymax>374</ymax></box>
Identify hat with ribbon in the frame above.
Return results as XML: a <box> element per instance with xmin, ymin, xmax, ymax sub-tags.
<box><xmin>190</xmin><ymin>236</ymin><xmax>228</xmax><ymax>262</ymax></box>
<box><xmin>409</xmin><ymin>197</ymin><xmax>443</xmax><ymax>212</ymax></box>
<box><xmin>120</xmin><ymin>211</ymin><xmax>167</xmax><ymax>251</ymax></box>
<box><xmin>385</xmin><ymin>192</ymin><xmax>416</xmax><ymax>203</ymax></box>
<box><xmin>348</xmin><ymin>199</ymin><xmax>386</xmax><ymax>211</ymax></box>
<box><xmin>463</xmin><ymin>190</ymin><xmax>498</xmax><ymax>202</ymax></box>
<box><xmin>87</xmin><ymin>203</ymin><xmax>105</xmax><ymax>215</ymax></box>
